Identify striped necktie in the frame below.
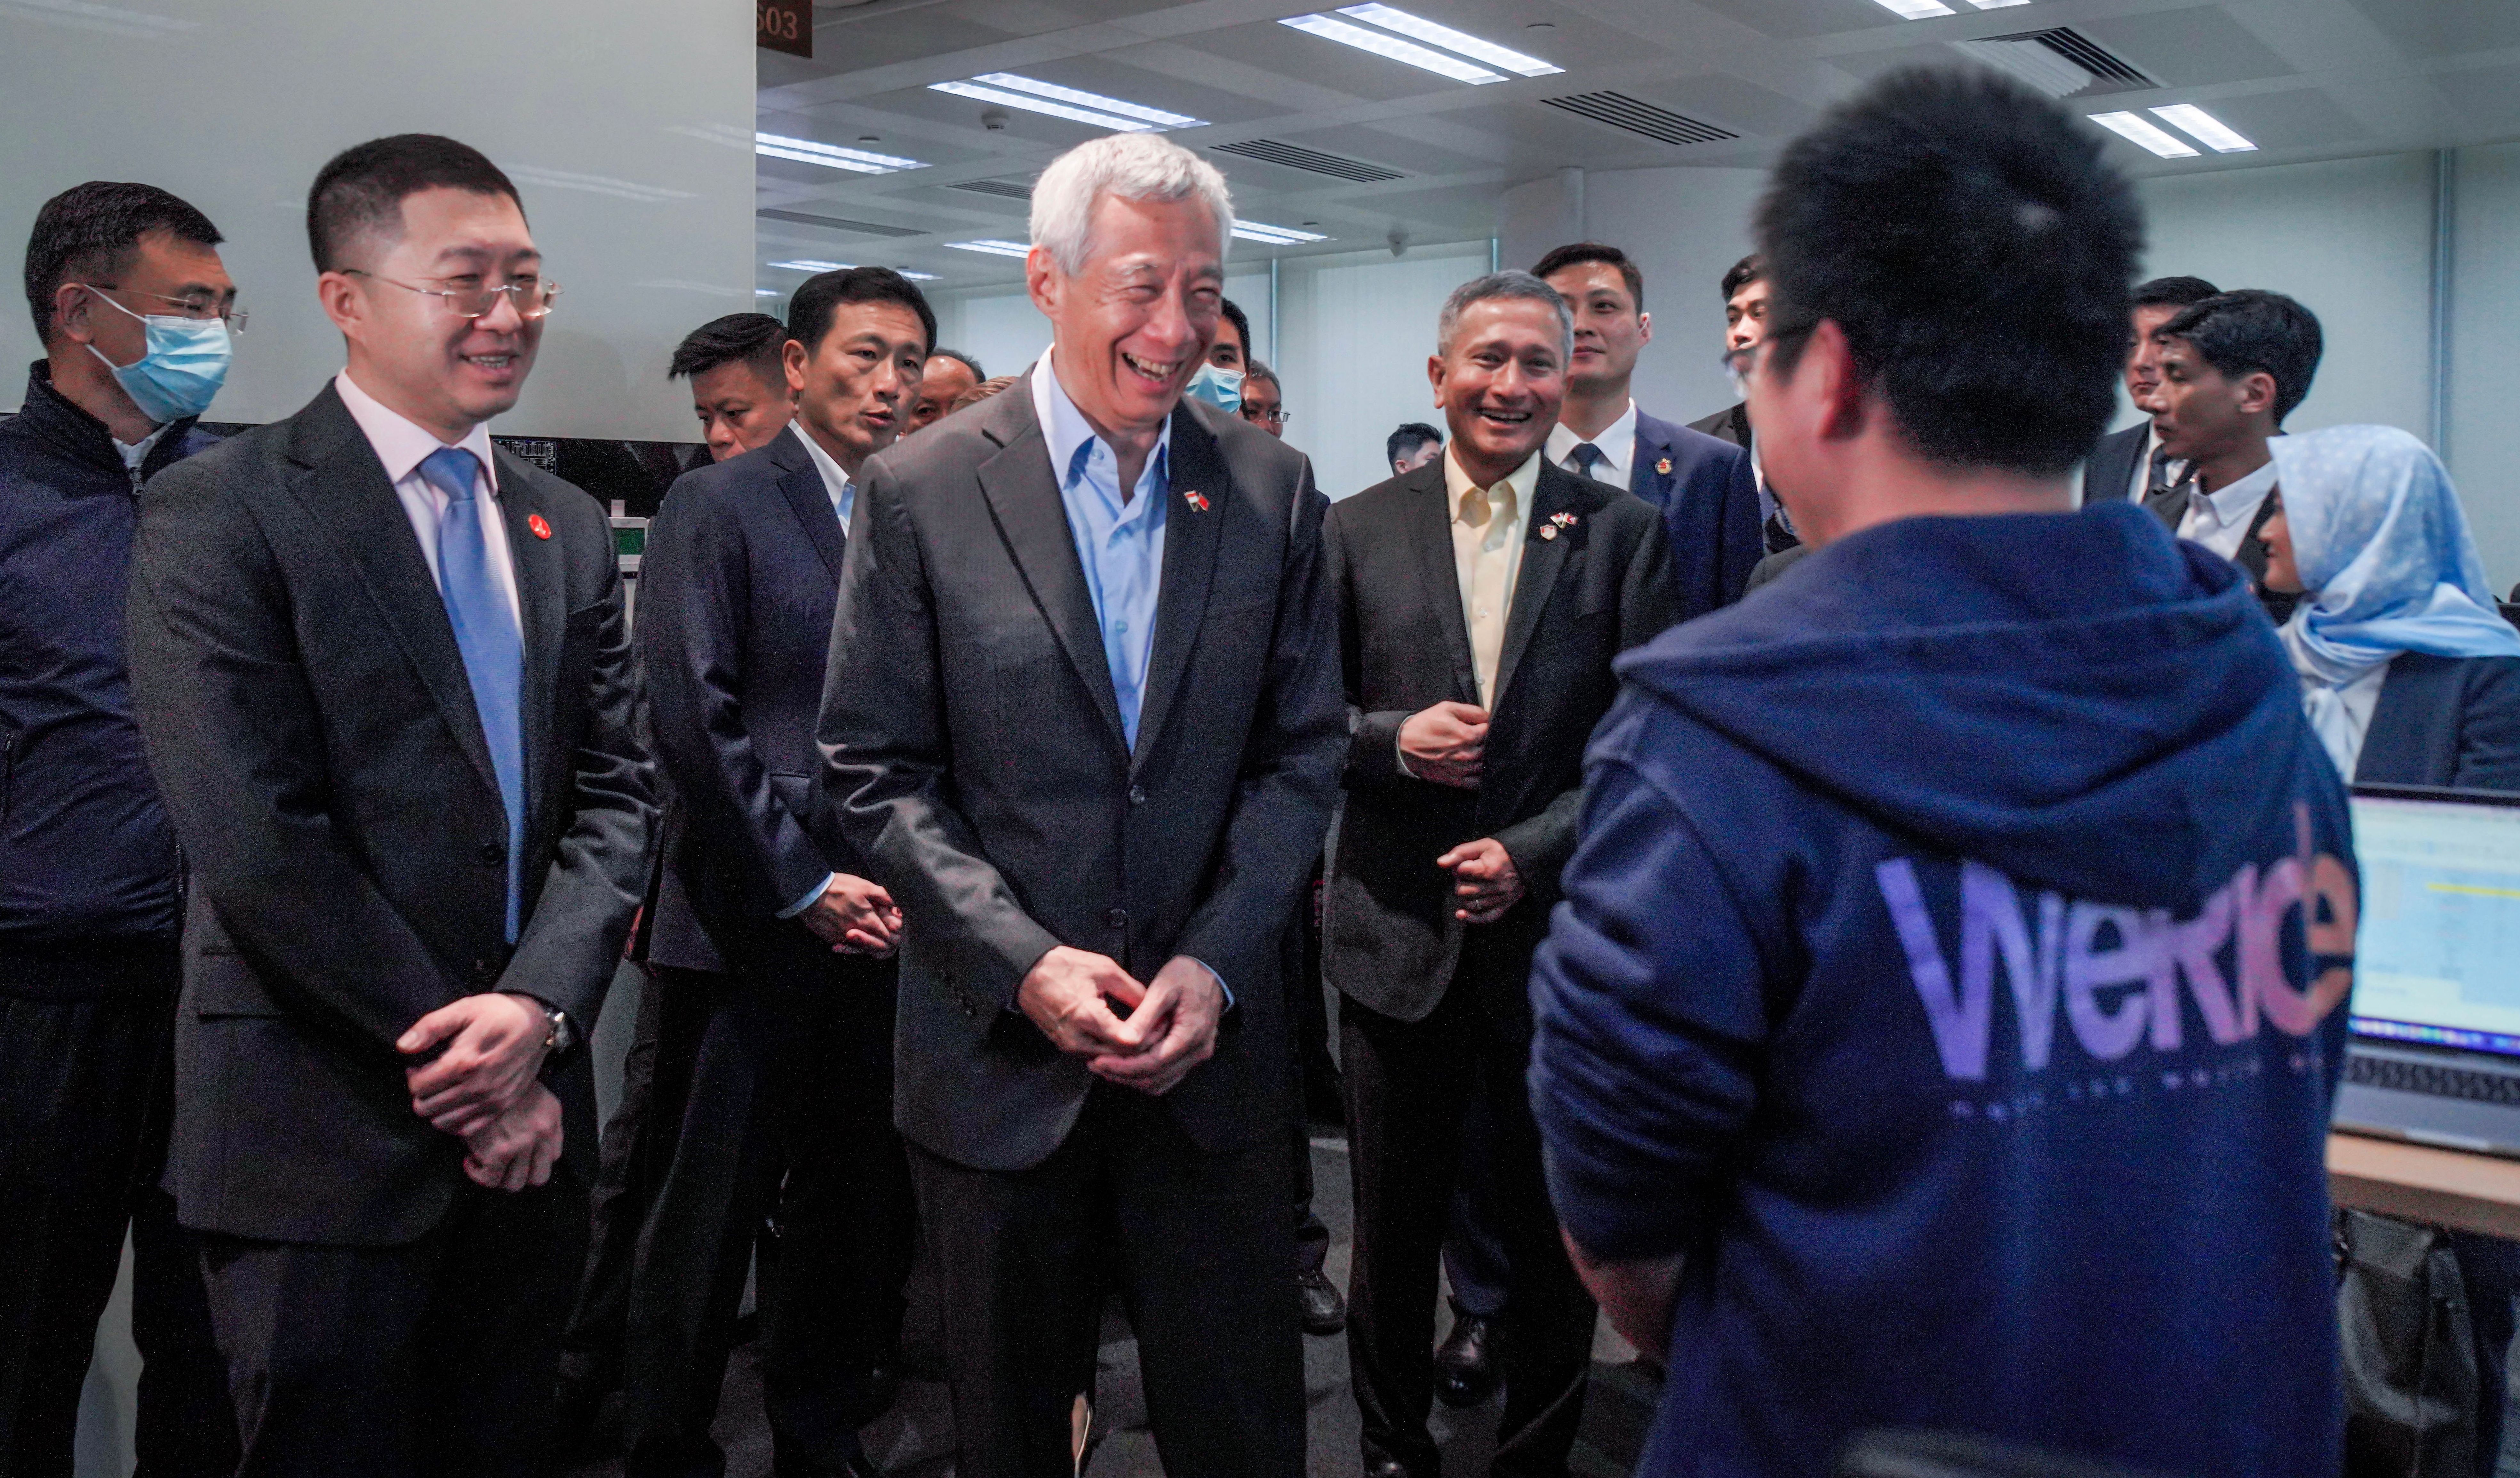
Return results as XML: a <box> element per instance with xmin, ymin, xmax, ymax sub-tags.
<box><xmin>419</xmin><ymin>445</ymin><xmax>526</xmax><ymax>943</ymax></box>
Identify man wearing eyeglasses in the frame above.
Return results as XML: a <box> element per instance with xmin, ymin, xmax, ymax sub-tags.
<box><xmin>0</xmin><ymin>180</ymin><xmax>242</xmax><ymax>1478</ymax></box>
<box><xmin>126</xmin><ymin>134</ymin><xmax>653</xmax><ymax>1476</ymax></box>
<box><xmin>1240</xmin><ymin>359</ymin><xmax>1288</xmax><ymax>437</ymax></box>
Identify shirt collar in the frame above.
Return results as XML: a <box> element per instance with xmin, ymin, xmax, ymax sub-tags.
<box><xmin>1544</xmin><ymin>399</ymin><xmax>1637</xmax><ymax>476</ymax></box>
<box><xmin>2196</xmin><ymin>453</ymin><xmax>2279</xmax><ymax>526</ymax></box>
<box><xmin>113</xmin><ymin>424</ymin><xmax>171</xmax><ymax>472</ymax></box>
<box><xmin>1033</xmin><ymin>349</ymin><xmax>1172</xmax><ymax>497</ymax></box>
<box><xmin>1444</xmin><ymin>444</ymin><xmax>1543</xmax><ymax>523</ymax></box>
<box><xmin>334</xmin><ymin>370</ymin><xmax>499</xmax><ymax>495</ymax></box>
<box><xmin>793</xmin><ymin>424</ymin><xmax>857</xmax><ymax>532</ymax></box>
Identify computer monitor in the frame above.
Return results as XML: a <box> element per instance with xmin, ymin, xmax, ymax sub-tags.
<box><xmin>2349</xmin><ymin>784</ymin><xmax>2520</xmax><ymax>1060</ymax></box>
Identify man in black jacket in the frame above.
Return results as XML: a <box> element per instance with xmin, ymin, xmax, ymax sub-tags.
<box><xmin>2079</xmin><ymin>275</ymin><xmax>2219</xmax><ymax>508</ymax></box>
<box><xmin>1324</xmin><ymin>270</ymin><xmax>1679</xmax><ymax>1478</ymax></box>
<box><xmin>125</xmin><ymin>135</ymin><xmax>653</xmax><ymax>1477</ymax></box>
<box><xmin>617</xmin><ymin>268</ymin><xmax>929</xmax><ymax>1478</ymax></box>
<box><xmin>819</xmin><ymin>132</ymin><xmax>1345</xmax><ymax>1477</ymax></box>
<box><xmin>0</xmin><ymin>181</ymin><xmax>239</xmax><ymax>1478</ymax></box>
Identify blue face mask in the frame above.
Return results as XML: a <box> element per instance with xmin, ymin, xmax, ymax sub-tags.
<box><xmin>1183</xmin><ymin>361</ymin><xmax>1243</xmax><ymax>414</ymax></box>
<box><xmin>83</xmin><ymin>288</ymin><xmax>231</xmax><ymax>425</ymax></box>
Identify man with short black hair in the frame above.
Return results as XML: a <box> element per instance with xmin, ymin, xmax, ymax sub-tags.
<box><xmin>1535</xmin><ymin>241</ymin><xmax>1758</xmax><ymax>616</ymax></box>
<box><xmin>1690</xmin><ymin>253</ymin><xmax>1799</xmax><ymax>555</ymax></box>
<box><xmin>2080</xmin><ymin>275</ymin><xmax>2220</xmax><ymax>507</ymax></box>
<box><xmin>2149</xmin><ymin>289</ymin><xmax>2323</xmax><ymax>614</ymax></box>
<box><xmin>1529</xmin><ymin>70</ymin><xmax>2351</xmax><ymax>1478</ymax></box>
<box><xmin>669</xmin><ymin>311</ymin><xmax>795</xmax><ymax>461</ymax></box>
<box><xmin>1387</xmin><ymin>421</ymin><xmax>1441</xmax><ymax>477</ymax></box>
<box><xmin>1241</xmin><ymin>359</ymin><xmax>1286</xmax><ymax>437</ymax></box>
<box><xmin>906</xmin><ymin>346</ymin><xmax>983</xmax><ymax>435</ymax></box>
<box><xmin>1</xmin><ymin>179</ymin><xmax>240</xmax><ymax>1478</ymax></box>
<box><xmin>128</xmin><ymin>134</ymin><xmax>655</xmax><ymax>1475</ymax></box>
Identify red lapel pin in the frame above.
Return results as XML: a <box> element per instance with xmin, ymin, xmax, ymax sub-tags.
<box><xmin>527</xmin><ymin>514</ymin><xmax>552</xmax><ymax>540</ymax></box>
<box><xmin>1184</xmin><ymin>489</ymin><xmax>1209</xmax><ymax>513</ymax></box>
<box><xmin>1655</xmin><ymin>456</ymin><xmax>1673</xmax><ymax>475</ymax></box>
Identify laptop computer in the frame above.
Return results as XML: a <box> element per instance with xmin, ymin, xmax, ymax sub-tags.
<box><xmin>2334</xmin><ymin>783</ymin><xmax>2520</xmax><ymax>1159</ymax></box>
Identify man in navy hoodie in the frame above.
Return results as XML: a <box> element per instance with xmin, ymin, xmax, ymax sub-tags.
<box><xmin>1528</xmin><ymin>69</ymin><xmax>2354</xmax><ymax>1478</ymax></box>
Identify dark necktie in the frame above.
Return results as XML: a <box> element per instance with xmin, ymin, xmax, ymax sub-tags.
<box><xmin>420</xmin><ymin>446</ymin><xmax>526</xmax><ymax>943</ymax></box>
<box><xmin>2141</xmin><ymin>445</ymin><xmax>2193</xmax><ymax>531</ymax></box>
<box><xmin>1567</xmin><ymin>442</ymin><xmax>1607</xmax><ymax>483</ymax></box>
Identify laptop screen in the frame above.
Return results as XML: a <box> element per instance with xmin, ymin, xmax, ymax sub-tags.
<box><xmin>2351</xmin><ymin>789</ymin><xmax>2520</xmax><ymax>1059</ymax></box>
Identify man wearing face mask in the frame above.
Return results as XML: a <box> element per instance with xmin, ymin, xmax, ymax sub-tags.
<box><xmin>0</xmin><ymin>181</ymin><xmax>243</xmax><ymax>1478</ymax></box>
<box><xmin>126</xmin><ymin>135</ymin><xmax>653</xmax><ymax>1475</ymax></box>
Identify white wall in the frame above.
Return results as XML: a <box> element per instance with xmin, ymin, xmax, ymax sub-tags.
<box><xmin>2449</xmin><ymin>142</ymin><xmax>2520</xmax><ymax>600</ymax></box>
<box><xmin>1276</xmin><ymin>242</ymin><xmax>1491</xmax><ymax>499</ymax></box>
<box><xmin>0</xmin><ymin>0</ymin><xmax>755</xmax><ymax>438</ymax></box>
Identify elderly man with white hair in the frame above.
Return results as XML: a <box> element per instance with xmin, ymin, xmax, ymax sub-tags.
<box><xmin>817</xmin><ymin>132</ymin><xmax>1345</xmax><ymax>1475</ymax></box>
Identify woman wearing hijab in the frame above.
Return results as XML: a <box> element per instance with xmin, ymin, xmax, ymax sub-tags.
<box><xmin>2260</xmin><ymin>423</ymin><xmax>2520</xmax><ymax>1476</ymax></box>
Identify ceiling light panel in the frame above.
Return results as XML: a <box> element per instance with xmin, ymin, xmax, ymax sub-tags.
<box><xmin>2150</xmin><ymin>103</ymin><xmax>2256</xmax><ymax>152</ymax></box>
<box><xmin>1279</xmin><ymin>14</ymin><xmax>1504</xmax><ymax>84</ymax></box>
<box><xmin>2087</xmin><ymin>110</ymin><xmax>2199</xmax><ymax>158</ymax></box>
<box><xmin>1870</xmin><ymin>0</ymin><xmax>1955</xmax><ymax>17</ymax></box>
<box><xmin>754</xmin><ymin>132</ymin><xmax>928</xmax><ymax>174</ymax></box>
<box><xmin>1963</xmin><ymin>0</ymin><xmax>2031</xmax><ymax>7</ymax></box>
<box><xmin>1333</xmin><ymin>4</ymin><xmax>1559</xmax><ymax>77</ymax></box>
<box><xmin>1232</xmin><ymin>221</ymin><xmax>1330</xmax><ymax>244</ymax></box>
<box><xmin>768</xmin><ymin>259</ymin><xmax>852</xmax><ymax>271</ymax></box>
<box><xmin>968</xmin><ymin>73</ymin><xmax>1206</xmax><ymax>129</ymax></box>
<box><xmin>946</xmin><ymin>239</ymin><xmax>1033</xmax><ymax>258</ymax></box>
<box><xmin>897</xmin><ymin>270</ymin><xmax>941</xmax><ymax>281</ymax></box>
<box><xmin>930</xmin><ymin>80</ymin><xmax>1148</xmax><ymax>132</ymax></box>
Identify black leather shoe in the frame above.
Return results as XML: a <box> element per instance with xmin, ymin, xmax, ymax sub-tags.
<box><xmin>1434</xmin><ymin>1306</ymin><xmax>1499</xmax><ymax>1408</ymax></box>
<box><xmin>1299</xmin><ymin>1268</ymin><xmax>1347</xmax><ymax>1335</ymax></box>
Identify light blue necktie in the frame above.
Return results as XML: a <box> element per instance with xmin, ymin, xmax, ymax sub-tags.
<box><xmin>419</xmin><ymin>446</ymin><xmax>525</xmax><ymax>943</ymax></box>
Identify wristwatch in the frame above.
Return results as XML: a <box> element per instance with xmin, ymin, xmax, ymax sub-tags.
<box><xmin>538</xmin><ymin>1002</ymin><xmax>576</xmax><ymax>1057</ymax></box>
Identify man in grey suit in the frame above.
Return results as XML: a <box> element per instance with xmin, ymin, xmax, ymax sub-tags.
<box><xmin>125</xmin><ymin>135</ymin><xmax>652</xmax><ymax>1476</ymax></box>
<box><xmin>818</xmin><ymin>133</ymin><xmax>1345</xmax><ymax>1477</ymax></box>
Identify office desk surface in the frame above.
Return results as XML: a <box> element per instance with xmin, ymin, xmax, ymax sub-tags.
<box><xmin>2330</xmin><ymin>1131</ymin><xmax>2520</xmax><ymax>1241</ymax></box>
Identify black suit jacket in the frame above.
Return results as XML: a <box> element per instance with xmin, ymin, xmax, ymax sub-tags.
<box><xmin>2082</xmin><ymin>422</ymin><xmax>2147</xmax><ymax>507</ymax></box>
<box><xmin>1322</xmin><ymin>458</ymin><xmax>1680</xmax><ymax>1023</ymax></box>
<box><xmin>126</xmin><ymin>385</ymin><xmax>654</xmax><ymax>1246</ymax></box>
<box><xmin>2355</xmin><ymin>653</ymin><xmax>2520</xmax><ymax>790</ymax></box>
<box><xmin>639</xmin><ymin>425</ymin><xmax>863</xmax><ymax>971</ymax></box>
<box><xmin>1633</xmin><ymin>409</ymin><xmax>1759</xmax><ymax>619</ymax></box>
<box><xmin>819</xmin><ymin>375</ymin><xmax>1346</xmax><ymax>1172</ymax></box>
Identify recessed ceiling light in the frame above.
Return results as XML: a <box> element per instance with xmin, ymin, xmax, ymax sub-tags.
<box><xmin>754</xmin><ymin>288</ymin><xmax>780</xmax><ymax>297</ymax></box>
<box><xmin>2150</xmin><ymin>103</ymin><xmax>2256</xmax><ymax>153</ymax></box>
<box><xmin>768</xmin><ymin>259</ymin><xmax>853</xmax><ymax>271</ymax></box>
<box><xmin>897</xmin><ymin>269</ymin><xmax>941</xmax><ymax>281</ymax></box>
<box><xmin>929</xmin><ymin>80</ymin><xmax>1144</xmax><ymax>132</ymax></box>
<box><xmin>1335</xmin><ymin>4</ymin><xmax>1561</xmax><ymax>76</ymax></box>
<box><xmin>2087</xmin><ymin>110</ymin><xmax>2199</xmax><ymax>158</ymax></box>
<box><xmin>1868</xmin><ymin>0</ymin><xmax>1955</xmax><ymax>17</ymax></box>
<box><xmin>945</xmin><ymin>239</ymin><xmax>1033</xmax><ymax>258</ymax></box>
<box><xmin>1279</xmin><ymin>13</ymin><xmax>1504</xmax><ymax>84</ymax></box>
<box><xmin>1962</xmin><ymin>0</ymin><xmax>2030</xmax><ymax>7</ymax></box>
<box><xmin>754</xmin><ymin>132</ymin><xmax>928</xmax><ymax>174</ymax></box>
<box><xmin>968</xmin><ymin>73</ymin><xmax>1206</xmax><ymax>129</ymax></box>
<box><xmin>1233</xmin><ymin>220</ymin><xmax>1330</xmax><ymax>244</ymax></box>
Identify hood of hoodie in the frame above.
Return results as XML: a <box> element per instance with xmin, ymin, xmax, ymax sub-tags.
<box><xmin>1617</xmin><ymin>500</ymin><xmax>2317</xmax><ymax>911</ymax></box>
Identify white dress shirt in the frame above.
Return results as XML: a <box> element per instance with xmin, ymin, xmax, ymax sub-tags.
<box><xmin>794</xmin><ymin>424</ymin><xmax>858</xmax><ymax>535</ymax></box>
<box><xmin>1446</xmin><ymin>446</ymin><xmax>1538</xmax><ymax>707</ymax></box>
<box><xmin>2176</xmin><ymin>456</ymin><xmax>2280</xmax><ymax>562</ymax></box>
<box><xmin>1545</xmin><ymin>400</ymin><xmax>1638</xmax><ymax>493</ymax></box>
<box><xmin>2125</xmin><ymin>424</ymin><xmax>2162</xmax><ymax>507</ymax></box>
<box><xmin>334</xmin><ymin>370</ymin><xmax>520</xmax><ymax>627</ymax></box>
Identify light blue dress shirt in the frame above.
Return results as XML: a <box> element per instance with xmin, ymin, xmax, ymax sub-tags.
<box><xmin>1032</xmin><ymin>353</ymin><xmax>1170</xmax><ymax>751</ymax></box>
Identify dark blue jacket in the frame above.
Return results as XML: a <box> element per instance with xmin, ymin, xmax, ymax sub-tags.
<box><xmin>0</xmin><ymin>363</ymin><xmax>207</xmax><ymax>966</ymax></box>
<box><xmin>1631</xmin><ymin>409</ymin><xmax>1760</xmax><ymax>620</ymax></box>
<box><xmin>1529</xmin><ymin>501</ymin><xmax>2352</xmax><ymax>1478</ymax></box>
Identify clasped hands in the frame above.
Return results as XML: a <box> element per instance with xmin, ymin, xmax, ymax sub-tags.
<box><xmin>398</xmin><ymin>991</ymin><xmax>557</xmax><ymax>1192</ymax></box>
<box><xmin>1017</xmin><ymin>946</ymin><xmax>1223</xmax><ymax>1097</ymax></box>
<box><xmin>799</xmin><ymin>872</ymin><xmax>903</xmax><ymax>956</ymax></box>
<box><xmin>1401</xmin><ymin>701</ymin><xmax>1527</xmax><ymax>925</ymax></box>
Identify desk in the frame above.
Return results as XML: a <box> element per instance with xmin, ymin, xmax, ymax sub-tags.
<box><xmin>2329</xmin><ymin>1130</ymin><xmax>2520</xmax><ymax>1240</ymax></box>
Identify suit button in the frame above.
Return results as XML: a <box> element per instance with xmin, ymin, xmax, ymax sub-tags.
<box><xmin>1128</xmin><ymin>786</ymin><xmax>1147</xmax><ymax>806</ymax></box>
<box><xmin>1106</xmin><ymin>908</ymin><xmax>1128</xmax><ymax>930</ymax></box>
<box><xmin>472</xmin><ymin>957</ymin><xmax>493</xmax><ymax>979</ymax></box>
<box><xmin>479</xmin><ymin>841</ymin><xmax>506</xmax><ymax>866</ymax></box>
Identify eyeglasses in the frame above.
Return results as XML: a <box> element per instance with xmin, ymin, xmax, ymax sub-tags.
<box><xmin>78</xmin><ymin>284</ymin><xmax>247</xmax><ymax>333</ymax></box>
<box><xmin>343</xmin><ymin>269</ymin><xmax>562</xmax><ymax>321</ymax></box>
<box><xmin>1245</xmin><ymin>406</ymin><xmax>1291</xmax><ymax>427</ymax></box>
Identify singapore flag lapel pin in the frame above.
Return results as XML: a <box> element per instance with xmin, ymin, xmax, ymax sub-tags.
<box><xmin>1184</xmin><ymin>488</ymin><xmax>1210</xmax><ymax>513</ymax></box>
<box><xmin>1541</xmin><ymin>510</ymin><xmax>1578</xmax><ymax>541</ymax></box>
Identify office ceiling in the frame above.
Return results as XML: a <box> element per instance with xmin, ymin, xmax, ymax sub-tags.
<box><xmin>754</xmin><ymin>0</ymin><xmax>2520</xmax><ymax>292</ymax></box>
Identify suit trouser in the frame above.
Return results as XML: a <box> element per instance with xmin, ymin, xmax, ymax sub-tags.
<box><xmin>558</xmin><ymin>968</ymin><xmax>668</xmax><ymax>1402</ymax></box>
<box><xmin>1342</xmin><ymin>942</ymin><xmax>1599</xmax><ymax>1478</ymax></box>
<box><xmin>619</xmin><ymin>953</ymin><xmax>911</xmax><ymax>1478</ymax></box>
<box><xmin>911</xmin><ymin>1084</ymin><xmax>1306</xmax><ymax>1478</ymax></box>
<box><xmin>1442</xmin><ymin>1089</ymin><xmax>1511</xmax><ymax>1320</ymax></box>
<box><xmin>199</xmin><ymin>1175</ymin><xmax>587</xmax><ymax>1478</ymax></box>
<box><xmin>0</xmin><ymin>950</ymin><xmax>236</xmax><ymax>1478</ymax></box>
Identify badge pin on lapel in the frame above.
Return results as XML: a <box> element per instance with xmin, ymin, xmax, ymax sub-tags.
<box><xmin>1541</xmin><ymin>510</ymin><xmax>1579</xmax><ymax>541</ymax></box>
<box><xmin>527</xmin><ymin>514</ymin><xmax>553</xmax><ymax>540</ymax></box>
<box><xmin>1184</xmin><ymin>489</ymin><xmax>1210</xmax><ymax>513</ymax></box>
<box><xmin>1656</xmin><ymin>456</ymin><xmax>1673</xmax><ymax>475</ymax></box>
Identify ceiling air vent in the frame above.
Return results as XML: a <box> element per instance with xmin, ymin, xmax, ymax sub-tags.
<box><xmin>1212</xmin><ymin>138</ymin><xmax>1404</xmax><ymax>184</ymax></box>
<box><xmin>756</xmin><ymin>208</ymin><xmax>926</xmax><ymax>239</ymax></box>
<box><xmin>949</xmin><ymin>179</ymin><xmax>1035</xmax><ymax>200</ymax></box>
<box><xmin>1539</xmin><ymin>91</ymin><xmax>1738</xmax><ymax>147</ymax></box>
<box><xmin>1952</xmin><ymin>27</ymin><xmax>2158</xmax><ymax>97</ymax></box>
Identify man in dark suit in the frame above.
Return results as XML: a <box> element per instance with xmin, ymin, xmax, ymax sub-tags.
<box><xmin>1535</xmin><ymin>243</ymin><xmax>1757</xmax><ymax>618</ymax></box>
<box><xmin>1689</xmin><ymin>253</ymin><xmax>1799</xmax><ymax>555</ymax></box>
<box><xmin>2149</xmin><ymin>289</ymin><xmax>2324</xmax><ymax>623</ymax></box>
<box><xmin>818</xmin><ymin>132</ymin><xmax>1345</xmax><ymax>1478</ymax></box>
<box><xmin>1325</xmin><ymin>271</ymin><xmax>1681</xmax><ymax>1478</ymax></box>
<box><xmin>124</xmin><ymin>135</ymin><xmax>653</xmax><ymax>1477</ymax></box>
<box><xmin>617</xmin><ymin>268</ymin><xmax>931</xmax><ymax>1478</ymax></box>
<box><xmin>2080</xmin><ymin>275</ymin><xmax>2219</xmax><ymax>508</ymax></box>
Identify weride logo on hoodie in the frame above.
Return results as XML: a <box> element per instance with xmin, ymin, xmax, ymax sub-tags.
<box><xmin>1874</xmin><ymin>804</ymin><xmax>2355</xmax><ymax>1115</ymax></box>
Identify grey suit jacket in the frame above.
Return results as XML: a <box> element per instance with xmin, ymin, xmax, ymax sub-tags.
<box><xmin>126</xmin><ymin>384</ymin><xmax>654</xmax><ymax>1246</ymax></box>
<box><xmin>2083</xmin><ymin>422</ymin><xmax>2148</xmax><ymax>507</ymax></box>
<box><xmin>818</xmin><ymin>373</ymin><xmax>1345</xmax><ymax>1171</ymax></box>
<box><xmin>1322</xmin><ymin>457</ymin><xmax>1680</xmax><ymax>1023</ymax></box>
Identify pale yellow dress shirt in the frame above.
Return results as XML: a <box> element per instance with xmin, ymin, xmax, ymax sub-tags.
<box><xmin>1444</xmin><ymin>446</ymin><xmax>1539</xmax><ymax>707</ymax></box>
